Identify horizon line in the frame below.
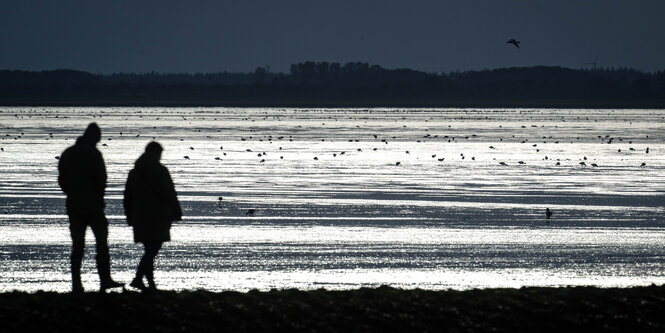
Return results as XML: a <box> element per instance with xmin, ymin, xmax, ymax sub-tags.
<box><xmin>2</xmin><ymin>64</ymin><xmax>663</xmax><ymax>76</ymax></box>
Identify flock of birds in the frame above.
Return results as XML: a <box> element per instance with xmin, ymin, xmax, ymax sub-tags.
<box><xmin>0</xmin><ymin>117</ymin><xmax>655</xmax><ymax>170</ymax></box>
<box><xmin>1</xmin><ymin>110</ymin><xmax>662</xmax><ymax>222</ymax></box>
<box><xmin>165</xmin><ymin>130</ymin><xmax>653</xmax><ymax>169</ymax></box>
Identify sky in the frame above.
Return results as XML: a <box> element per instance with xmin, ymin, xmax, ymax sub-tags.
<box><xmin>1</xmin><ymin>0</ymin><xmax>665</xmax><ymax>74</ymax></box>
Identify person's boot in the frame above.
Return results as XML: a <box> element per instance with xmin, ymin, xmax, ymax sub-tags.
<box><xmin>100</xmin><ymin>278</ymin><xmax>124</xmax><ymax>292</ymax></box>
<box><xmin>130</xmin><ymin>276</ymin><xmax>148</xmax><ymax>291</ymax></box>
<box><xmin>71</xmin><ymin>259</ymin><xmax>84</xmax><ymax>293</ymax></box>
<box><xmin>145</xmin><ymin>269</ymin><xmax>157</xmax><ymax>292</ymax></box>
<box><xmin>97</xmin><ymin>254</ymin><xmax>124</xmax><ymax>292</ymax></box>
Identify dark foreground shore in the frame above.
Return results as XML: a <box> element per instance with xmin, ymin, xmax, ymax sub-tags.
<box><xmin>1</xmin><ymin>285</ymin><xmax>664</xmax><ymax>332</ymax></box>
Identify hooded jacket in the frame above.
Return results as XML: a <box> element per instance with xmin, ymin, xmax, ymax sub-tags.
<box><xmin>58</xmin><ymin>136</ymin><xmax>107</xmax><ymax>215</ymax></box>
<box><xmin>123</xmin><ymin>152</ymin><xmax>182</xmax><ymax>243</ymax></box>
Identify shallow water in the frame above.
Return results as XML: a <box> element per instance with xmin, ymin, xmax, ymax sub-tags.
<box><xmin>1</xmin><ymin>107</ymin><xmax>665</xmax><ymax>292</ymax></box>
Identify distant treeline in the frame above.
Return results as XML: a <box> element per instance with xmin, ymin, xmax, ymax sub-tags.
<box><xmin>1</xmin><ymin>62</ymin><xmax>665</xmax><ymax>107</ymax></box>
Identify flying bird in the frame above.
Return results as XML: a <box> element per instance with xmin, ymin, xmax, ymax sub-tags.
<box><xmin>507</xmin><ymin>38</ymin><xmax>520</xmax><ymax>49</ymax></box>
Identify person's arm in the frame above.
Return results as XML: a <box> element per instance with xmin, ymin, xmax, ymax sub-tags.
<box><xmin>57</xmin><ymin>155</ymin><xmax>68</xmax><ymax>194</ymax></box>
<box><xmin>123</xmin><ymin>170</ymin><xmax>135</xmax><ymax>226</ymax></box>
<box><xmin>93</xmin><ymin>150</ymin><xmax>107</xmax><ymax>201</ymax></box>
<box><xmin>163</xmin><ymin>168</ymin><xmax>182</xmax><ymax>221</ymax></box>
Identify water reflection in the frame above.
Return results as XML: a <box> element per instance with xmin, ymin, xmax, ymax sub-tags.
<box><xmin>2</xmin><ymin>222</ymin><xmax>665</xmax><ymax>292</ymax></box>
<box><xmin>1</xmin><ymin>107</ymin><xmax>665</xmax><ymax>291</ymax></box>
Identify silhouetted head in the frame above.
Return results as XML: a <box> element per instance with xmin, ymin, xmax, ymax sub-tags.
<box><xmin>82</xmin><ymin>123</ymin><xmax>101</xmax><ymax>143</ymax></box>
<box><xmin>145</xmin><ymin>141</ymin><xmax>163</xmax><ymax>160</ymax></box>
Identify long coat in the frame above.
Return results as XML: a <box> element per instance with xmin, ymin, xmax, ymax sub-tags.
<box><xmin>58</xmin><ymin>137</ymin><xmax>107</xmax><ymax>215</ymax></box>
<box><xmin>123</xmin><ymin>153</ymin><xmax>182</xmax><ymax>243</ymax></box>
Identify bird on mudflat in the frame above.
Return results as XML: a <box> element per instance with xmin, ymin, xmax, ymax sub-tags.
<box><xmin>546</xmin><ymin>208</ymin><xmax>553</xmax><ymax>219</ymax></box>
<box><xmin>245</xmin><ymin>209</ymin><xmax>255</xmax><ymax>216</ymax></box>
<box><xmin>507</xmin><ymin>38</ymin><xmax>520</xmax><ymax>49</ymax></box>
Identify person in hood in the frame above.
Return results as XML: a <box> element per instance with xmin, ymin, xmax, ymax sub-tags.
<box><xmin>58</xmin><ymin>122</ymin><xmax>124</xmax><ymax>293</ymax></box>
<box><xmin>124</xmin><ymin>141</ymin><xmax>182</xmax><ymax>291</ymax></box>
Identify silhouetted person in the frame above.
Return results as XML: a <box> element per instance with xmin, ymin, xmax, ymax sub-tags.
<box><xmin>124</xmin><ymin>142</ymin><xmax>182</xmax><ymax>292</ymax></box>
<box><xmin>57</xmin><ymin>122</ymin><xmax>123</xmax><ymax>293</ymax></box>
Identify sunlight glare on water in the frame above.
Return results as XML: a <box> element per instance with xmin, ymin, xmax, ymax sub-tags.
<box><xmin>1</xmin><ymin>107</ymin><xmax>665</xmax><ymax>292</ymax></box>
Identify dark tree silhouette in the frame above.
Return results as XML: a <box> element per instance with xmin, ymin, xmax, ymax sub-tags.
<box><xmin>1</xmin><ymin>63</ymin><xmax>664</xmax><ymax>107</ymax></box>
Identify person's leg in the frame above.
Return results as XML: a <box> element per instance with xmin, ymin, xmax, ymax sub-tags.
<box><xmin>135</xmin><ymin>253</ymin><xmax>146</xmax><ymax>280</ymax></box>
<box><xmin>89</xmin><ymin>212</ymin><xmax>123</xmax><ymax>291</ymax></box>
<box><xmin>68</xmin><ymin>215</ymin><xmax>86</xmax><ymax>293</ymax></box>
<box><xmin>131</xmin><ymin>241</ymin><xmax>149</xmax><ymax>291</ymax></box>
<box><xmin>143</xmin><ymin>241</ymin><xmax>162</xmax><ymax>290</ymax></box>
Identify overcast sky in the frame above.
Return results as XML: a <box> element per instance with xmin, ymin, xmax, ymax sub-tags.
<box><xmin>2</xmin><ymin>0</ymin><xmax>664</xmax><ymax>74</ymax></box>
